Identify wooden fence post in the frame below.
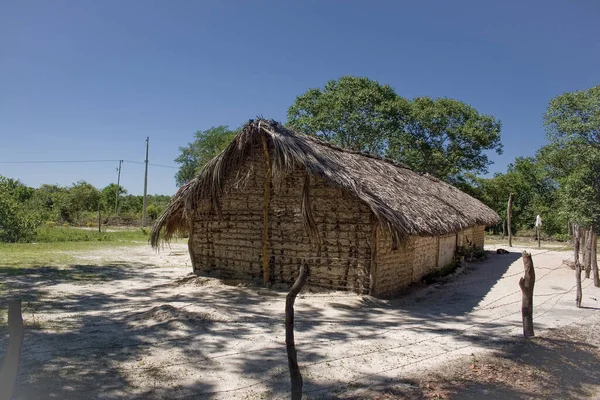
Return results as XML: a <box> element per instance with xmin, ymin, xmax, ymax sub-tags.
<box><xmin>519</xmin><ymin>252</ymin><xmax>535</xmax><ymax>337</ymax></box>
<box><xmin>286</xmin><ymin>264</ymin><xmax>308</xmax><ymax>400</ymax></box>
<box><xmin>573</xmin><ymin>225</ymin><xmax>582</xmax><ymax>308</ymax></box>
<box><xmin>0</xmin><ymin>300</ymin><xmax>25</xmax><ymax>400</ymax></box>
<box><xmin>584</xmin><ymin>227</ymin><xmax>593</xmax><ymax>279</ymax></box>
<box><xmin>592</xmin><ymin>230</ymin><xmax>599</xmax><ymax>287</ymax></box>
<box><xmin>507</xmin><ymin>193</ymin><xmax>514</xmax><ymax>247</ymax></box>
<box><xmin>97</xmin><ymin>202</ymin><xmax>101</xmax><ymax>233</ymax></box>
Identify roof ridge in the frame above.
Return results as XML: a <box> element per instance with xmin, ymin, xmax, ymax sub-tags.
<box><xmin>254</xmin><ymin>119</ymin><xmax>441</xmax><ymax>183</ymax></box>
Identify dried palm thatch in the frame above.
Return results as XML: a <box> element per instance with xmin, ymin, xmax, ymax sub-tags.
<box><xmin>151</xmin><ymin>119</ymin><xmax>499</xmax><ymax>248</ymax></box>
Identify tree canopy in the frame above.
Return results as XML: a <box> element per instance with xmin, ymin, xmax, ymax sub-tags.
<box><xmin>287</xmin><ymin>76</ymin><xmax>502</xmax><ymax>181</ymax></box>
<box><xmin>541</xmin><ymin>85</ymin><xmax>600</xmax><ymax>228</ymax></box>
<box><xmin>386</xmin><ymin>97</ymin><xmax>502</xmax><ymax>182</ymax></box>
<box><xmin>287</xmin><ymin>76</ymin><xmax>409</xmax><ymax>154</ymax></box>
<box><xmin>174</xmin><ymin>126</ymin><xmax>238</xmax><ymax>186</ymax></box>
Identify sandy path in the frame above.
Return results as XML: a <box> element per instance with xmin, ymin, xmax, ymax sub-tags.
<box><xmin>1</xmin><ymin>244</ymin><xmax>599</xmax><ymax>399</ymax></box>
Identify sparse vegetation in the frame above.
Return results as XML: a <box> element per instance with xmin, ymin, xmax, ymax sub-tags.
<box><xmin>422</xmin><ymin>260</ymin><xmax>462</xmax><ymax>284</ymax></box>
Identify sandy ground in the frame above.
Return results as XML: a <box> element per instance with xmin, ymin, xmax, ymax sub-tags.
<box><xmin>1</xmin><ymin>244</ymin><xmax>600</xmax><ymax>399</ymax></box>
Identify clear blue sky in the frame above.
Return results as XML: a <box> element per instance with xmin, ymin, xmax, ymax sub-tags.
<box><xmin>1</xmin><ymin>1</ymin><xmax>598</xmax><ymax>195</ymax></box>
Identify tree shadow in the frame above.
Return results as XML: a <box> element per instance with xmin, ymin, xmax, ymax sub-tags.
<box><xmin>0</xmin><ymin>247</ymin><xmax>565</xmax><ymax>399</ymax></box>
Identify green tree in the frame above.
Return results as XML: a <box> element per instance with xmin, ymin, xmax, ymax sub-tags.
<box><xmin>287</xmin><ymin>76</ymin><xmax>409</xmax><ymax>154</ymax></box>
<box><xmin>542</xmin><ymin>85</ymin><xmax>600</xmax><ymax>228</ymax></box>
<box><xmin>473</xmin><ymin>156</ymin><xmax>562</xmax><ymax>236</ymax></box>
<box><xmin>69</xmin><ymin>181</ymin><xmax>100</xmax><ymax>213</ymax></box>
<box><xmin>287</xmin><ymin>76</ymin><xmax>502</xmax><ymax>182</ymax></box>
<box><xmin>0</xmin><ymin>176</ymin><xmax>36</xmax><ymax>242</ymax></box>
<box><xmin>175</xmin><ymin>126</ymin><xmax>238</xmax><ymax>186</ymax></box>
<box><xmin>386</xmin><ymin>97</ymin><xmax>503</xmax><ymax>182</ymax></box>
<box><xmin>100</xmin><ymin>184</ymin><xmax>128</xmax><ymax>213</ymax></box>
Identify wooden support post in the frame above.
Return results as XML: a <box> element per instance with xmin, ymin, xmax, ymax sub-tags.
<box><xmin>573</xmin><ymin>225</ymin><xmax>582</xmax><ymax>308</ymax></box>
<box><xmin>369</xmin><ymin>221</ymin><xmax>378</xmax><ymax>295</ymax></box>
<box><xmin>0</xmin><ymin>300</ymin><xmax>25</xmax><ymax>400</ymax></box>
<box><xmin>536</xmin><ymin>226</ymin><xmax>540</xmax><ymax>248</ymax></box>
<box><xmin>519</xmin><ymin>252</ymin><xmax>535</xmax><ymax>337</ymax></box>
<box><xmin>592</xmin><ymin>231</ymin><xmax>599</xmax><ymax>288</ymax></box>
<box><xmin>286</xmin><ymin>264</ymin><xmax>308</xmax><ymax>400</ymax></box>
<box><xmin>507</xmin><ymin>193</ymin><xmax>514</xmax><ymax>247</ymax></box>
<box><xmin>260</xmin><ymin>134</ymin><xmax>273</xmax><ymax>286</ymax></box>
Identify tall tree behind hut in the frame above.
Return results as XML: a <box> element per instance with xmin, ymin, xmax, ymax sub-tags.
<box><xmin>287</xmin><ymin>76</ymin><xmax>503</xmax><ymax>183</ymax></box>
<box><xmin>174</xmin><ymin>126</ymin><xmax>239</xmax><ymax>186</ymax></box>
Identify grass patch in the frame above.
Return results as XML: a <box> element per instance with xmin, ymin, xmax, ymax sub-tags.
<box><xmin>33</xmin><ymin>225</ymin><xmax>151</xmax><ymax>243</ymax></box>
<box><xmin>485</xmin><ymin>235</ymin><xmax>573</xmax><ymax>251</ymax></box>
<box><xmin>0</xmin><ymin>227</ymin><xmax>153</xmax><ymax>270</ymax></box>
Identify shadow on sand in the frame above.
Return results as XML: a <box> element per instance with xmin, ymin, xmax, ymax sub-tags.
<box><xmin>3</xmin><ymin>249</ymin><xmax>593</xmax><ymax>399</ymax></box>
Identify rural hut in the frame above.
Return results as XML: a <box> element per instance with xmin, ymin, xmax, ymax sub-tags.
<box><xmin>152</xmin><ymin>119</ymin><xmax>499</xmax><ymax>297</ymax></box>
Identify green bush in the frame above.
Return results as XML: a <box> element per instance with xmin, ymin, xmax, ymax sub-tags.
<box><xmin>456</xmin><ymin>245</ymin><xmax>487</xmax><ymax>261</ymax></box>
<box><xmin>0</xmin><ymin>187</ymin><xmax>37</xmax><ymax>242</ymax></box>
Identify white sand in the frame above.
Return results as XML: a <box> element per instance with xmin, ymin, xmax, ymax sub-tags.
<box><xmin>2</xmin><ymin>244</ymin><xmax>599</xmax><ymax>399</ymax></box>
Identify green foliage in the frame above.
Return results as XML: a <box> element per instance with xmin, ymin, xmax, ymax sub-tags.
<box><xmin>0</xmin><ymin>175</ymin><xmax>172</xmax><ymax>243</ymax></box>
<box><xmin>100</xmin><ymin>183</ymin><xmax>127</xmax><ymax>213</ymax></box>
<box><xmin>542</xmin><ymin>85</ymin><xmax>600</xmax><ymax>229</ymax></box>
<box><xmin>287</xmin><ymin>76</ymin><xmax>502</xmax><ymax>181</ymax></box>
<box><xmin>287</xmin><ymin>76</ymin><xmax>409</xmax><ymax>154</ymax></box>
<box><xmin>544</xmin><ymin>85</ymin><xmax>600</xmax><ymax>147</ymax></box>
<box><xmin>386</xmin><ymin>97</ymin><xmax>503</xmax><ymax>181</ymax></box>
<box><xmin>0</xmin><ymin>177</ymin><xmax>37</xmax><ymax>242</ymax></box>
<box><xmin>455</xmin><ymin>245</ymin><xmax>487</xmax><ymax>261</ymax></box>
<box><xmin>33</xmin><ymin>226</ymin><xmax>150</xmax><ymax>243</ymax></box>
<box><xmin>470</xmin><ymin>156</ymin><xmax>563</xmax><ymax>236</ymax></box>
<box><xmin>146</xmin><ymin>203</ymin><xmax>162</xmax><ymax>220</ymax></box>
<box><xmin>175</xmin><ymin>126</ymin><xmax>238</xmax><ymax>186</ymax></box>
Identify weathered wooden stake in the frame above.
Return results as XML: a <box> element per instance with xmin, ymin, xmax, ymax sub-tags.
<box><xmin>584</xmin><ymin>227</ymin><xmax>592</xmax><ymax>279</ymax></box>
<box><xmin>286</xmin><ymin>264</ymin><xmax>309</xmax><ymax>400</ymax></box>
<box><xmin>507</xmin><ymin>193</ymin><xmax>514</xmax><ymax>247</ymax></box>
<box><xmin>519</xmin><ymin>251</ymin><xmax>535</xmax><ymax>337</ymax></box>
<box><xmin>573</xmin><ymin>225</ymin><xmax>582</xmax><ymax>308</ymax></box>
<box><xmin>592</xmin><ymin>230</ymin><xmax>599</xmax><ymax>288</ymax></box>
<box><xmin>0</xmin><ymin>300</ymin><xmax>25</xmax><ymax>400</ymax></box>
<box><xmin>536</xmin><ymin>226</ymin><xmax>541</xmax><ymax>248</ymax></box>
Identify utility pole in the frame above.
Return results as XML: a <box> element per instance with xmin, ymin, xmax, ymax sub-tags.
<box><xmin>115</xmin><ymin>160</ymin><xmax>123</xmax><ymax>214</ymax></box>
<box><xmin>142</xmin><ymin>137</ymin><xmax>149</xmax><ymax>226</ymax></box>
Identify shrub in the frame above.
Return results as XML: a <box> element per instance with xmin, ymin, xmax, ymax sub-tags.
<box><xmin>456</xmin><ymin>245</ymin><xmax>487</xmax><ymax>262</ymax></box>
<box><xmin>0</xmin><ymin>191</ymin><xmax>37</xmax><ymax>242</ymax></box>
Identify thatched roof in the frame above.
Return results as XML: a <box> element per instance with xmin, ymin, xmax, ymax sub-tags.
<box><xmin>152</xmin><ymin>119</ymin><xmax>499</xmax><ymax>248</ymax></box>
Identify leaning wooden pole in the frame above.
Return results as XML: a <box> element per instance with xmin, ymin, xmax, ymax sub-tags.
<box><xmin>573</xmin><ymin>225</ymin><xmax>582</xmax><ymax>308</ymax></box>
<box><xmin>519</xmin><ymin>251</ymin><xmax>535</xmax><ymax>337</ymax></box>
<box><xmin>286</xmin><ymin>264</ymin><xmax>309</xmax><ymax>400</ymax></box>
<box><xmin>507</xmin><ymin>193</ymin><xmax>514</xmax><ymax>247</ymax></box>
<box><xmin>0</xmin><ymin>300</ymin><xmax>25</xmax><ymax>400</ymax></box>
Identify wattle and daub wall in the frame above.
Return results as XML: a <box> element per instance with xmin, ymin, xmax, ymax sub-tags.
<box><xmin>189</xmin><ymin>147</ymin><xmax>486</xmax><ymax>297</ymax></box>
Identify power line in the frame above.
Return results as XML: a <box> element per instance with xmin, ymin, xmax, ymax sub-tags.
<box><xmin>0</xmin><ymin>159</ymin><xmax>179</xmax><ymax>169</ymax></box>
<box><xmin>0</xmin><ymin>159</ymin><xmax>121</xmax><ymax>164</ymax></box>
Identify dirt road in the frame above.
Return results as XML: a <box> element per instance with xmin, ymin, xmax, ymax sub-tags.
<box><xmin>1</xmin><ymin>244</ymin><xmax>599</xmax><ymax>399</ymax></box>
